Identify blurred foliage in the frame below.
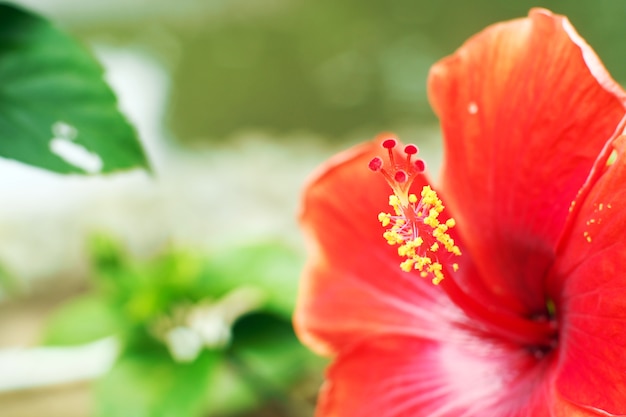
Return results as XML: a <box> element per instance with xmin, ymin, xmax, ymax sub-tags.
<box><xmin>44</xmin><ymin>236</ymin><xmax>322</xmax><ymax>417</ymax></box>
<box><xmin>97</xmin><ymin>350</ymin><xmax>219</xmax><ymax>417</ymax></box>
<box><xmin>0</xmin><ymin>3</ymin><xmax>148</xmax><ymax>173</ymax></box>
<box><xmin>6</xmin><ymin>1</ymin><xmax>621</xmax><ymax>144</ymax></box>
<box><xmin>82</xmin><ymin>0</ymin><xmax>625</xmax><ymax>142</ymax></box>
<box><xmin>0</xmin><ymin>262</ymin><xmax>17</xmax><ymax>295</ymax></box>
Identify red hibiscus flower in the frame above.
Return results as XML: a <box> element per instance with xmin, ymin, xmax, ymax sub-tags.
<box><xmin>294</xmin><ymin>8</ymin><xmax>626</xmax><ymax>416</ymax></box>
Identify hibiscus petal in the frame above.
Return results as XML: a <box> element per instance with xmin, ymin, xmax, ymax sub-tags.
<box><xmin>295</xmin><ymin>140</ymin><xmax>461</xmax><ymax>356</ymax></box>
<box><xmin>551</xmin><ymin>390</ymin><xmax>625</xmax><ymax>417</ymax></box>
<box><xmin>549</xmin><ymin>134</ymin><xmax>626</xmax><ymax>414</ymax></box>
<box><xmin>428</xmin><ymin>8</ymin><xmax>626</xmax><ymax>314</ymax></box>
<box><xmin>316</xmin><ymin>334</ymin><xmax>557</xmax><ymax>417</ymax></box>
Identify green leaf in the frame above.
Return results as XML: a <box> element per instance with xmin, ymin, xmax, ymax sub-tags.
<box><xmin>226</xmin><ymin>313</ymin><xmax>323</xmax><ymax>417</ymax></box>
<box><xmin>95</xmin><ymin>349</ymin><xmax>219</xmax><ymax>417</ymax></box>
<box><xmin>203</xmin><ymin>360</ymin><xmax>261</xmax><ymax>416</ymax></box>
<box><xmin>202</xmin><ymin>313</ymin><xmax>323</xmax><ymax>417</ymax></box>
<box><xmin>42</xmin><ymin>294</ymin><xmax>118</xmax><ymax>346</ymax></box>
<box><xmin>231</xmin><ymin>313</ymin><xmax>324</xmax><ymax>388</ymax></box>
<box><xmin>203</xmin><ymin>243</ymin><xmax>303</xmax><ymax>317</ymax></box>
<box><xmin>0</xmin><ymin>261</ymin><xmax>17</xmax><ymax>295</ymax></box>
<box><xmin>0</xmin><ymin>4</ymin><xmax>149</xmax><ymax>174</ymax></box>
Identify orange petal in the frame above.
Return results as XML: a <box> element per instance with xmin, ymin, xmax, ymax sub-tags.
<box><xmin>315</xmin><ymin>334</ymin><xmax>556</xmax><ymax>417</ymax></box>
<box><xmin>428</xmin><ymin>8</ymin><xmax>626</xmax><ymax>316</ymax></box>
<box><xmin>547</xmin><ymin>134</ymin><xmax>626</xmax><ymax>415</ymax></box>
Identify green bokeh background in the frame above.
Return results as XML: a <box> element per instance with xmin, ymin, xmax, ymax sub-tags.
<box><xmin>63</xmin><ymin>0</ymin><xmax>626</xmax><ymax>143</ymax></box>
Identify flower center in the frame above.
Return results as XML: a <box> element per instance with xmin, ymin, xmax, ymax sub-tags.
<box><xmin>526</xmin><ymin>300</ymin><xmax>559</xmax><ymax>358</ymax></box>
<box><xmin>368</xmin><ymin>137</ymin><xmax>461</xmax><ymax>284</ymax></box>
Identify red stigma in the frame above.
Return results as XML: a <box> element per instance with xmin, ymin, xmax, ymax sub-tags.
<box><xmin>368</xmin><ymin>156</ymin><xmax>383</xmax><ymax>171</ymax></box>
<box><xmin>382</xmin><ymin>138</ymin><xmax>397</xmax><ymax>149</ymax></box>
<box><xmin>394</xmin><ymin>170</ymin><xmax>408</xmax><ymax>183</ymax></box>
<box><xmin>368</xmin><ymin>135</ymin><xmax>427</xmax><ymax>198</ymax></box>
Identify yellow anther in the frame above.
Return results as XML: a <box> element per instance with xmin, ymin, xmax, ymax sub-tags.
<box><xmin>378</xmin><ymin>212</ymin><xmax>391</xmax><ymax>227</ymax></box>
<box><xmin>388</xmin><ymin>195</ymin><xmax>401</xmax><ymax>211</ymax></box>
<box><xmin>421</xmin><ymin>186</ymin><xmax>440</xmax><ymax>206</ymax></box>
<box><xmin>400</xmin><ymin>259</ymin><xmax>414</xmax><ymax>272</ymax></box>
<box><xmin>424</xmin><ymin>211</ymin><xmax>440</xmax><ymax>228</ymax></box>
<box><xmin>415</xmin><ymin>256</ymin><xmax>431</xmax><ymax>268</ymax></box>
<box><xmin>377</xmin><ymin>184</ymin><xmax>461</xmax><ymax>284</ymax></box>
<box><xmin>432</xmin><ymin>275</ymin><xmax>444</xmax><ymax>285</ymax></box>
<box><xmin>427</xmin><ymin>262</ymin><xmax>444</xmax><ymax>285</ymax></box>
<box><xmin>569</xmin><ymin>200</ymin><xmax>576</xmax><ymax>213</ymax></box>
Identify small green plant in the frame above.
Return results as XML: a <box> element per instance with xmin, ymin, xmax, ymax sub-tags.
<box><xmin>44</xmin><ymin>237</ymin><xmax>322</xmax><ymax>417</ymax></box>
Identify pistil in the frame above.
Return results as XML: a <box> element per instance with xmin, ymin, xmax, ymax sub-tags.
<box><xmin>369</xmin><ymin>136</ymin><xmax>558</xmax><ymax>349</ymax></box>
<box><xmin>368</xmin><ymin>137</ymin><xmax>461</xmax><ymax>284</ymax></box>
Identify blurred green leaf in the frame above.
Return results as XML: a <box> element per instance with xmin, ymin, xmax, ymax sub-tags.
<box><xmin>232</xmin><ymin>313</ymin><xmax>318</xmax><ymax>385</ymax></box>
<box><xmin>42</xmin><ymin>294</ymin><xmax>118</xmax><ymax>346</ymax></box>
<box><xmin>200</xmin><ymin>313</ymin><xmax>322</xmax><ymax>417</ymax></box>
<box><xmin>0</xmin><ymin>261</ymin><xmax>17</xmax><ymax>295</ymax></box>
<box><xmin>93</xmin><ymin>244</ymin><xmax>207</xmax><ymax>332</ymax></box>
<box><xmin>95</xmin><ymin>349</ymin><xmax>219</xmax><ymax>417</ymax></box>
<box><xmin>0</xmin><ymin>3</ymin><xmax>149</xmax><ymax>174</ymax></box>
<box><xmin>203</xmin><ymin>360</ymin><xmax>260</xmax><ymax>417</ymax></box>
<box><xmin>204</xmin><ymin>243</ymin><xmax>303</xmax><ymax>317</ymax></box>
<box><xmin>89</xmin><ymin>236</ymin><xmax>302</xmax><ymax>325</ymax></box>
<box><xmin>71</xmin><ymin>237</ymin><xmax>321</xmax><ymax>417</ymax></box>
